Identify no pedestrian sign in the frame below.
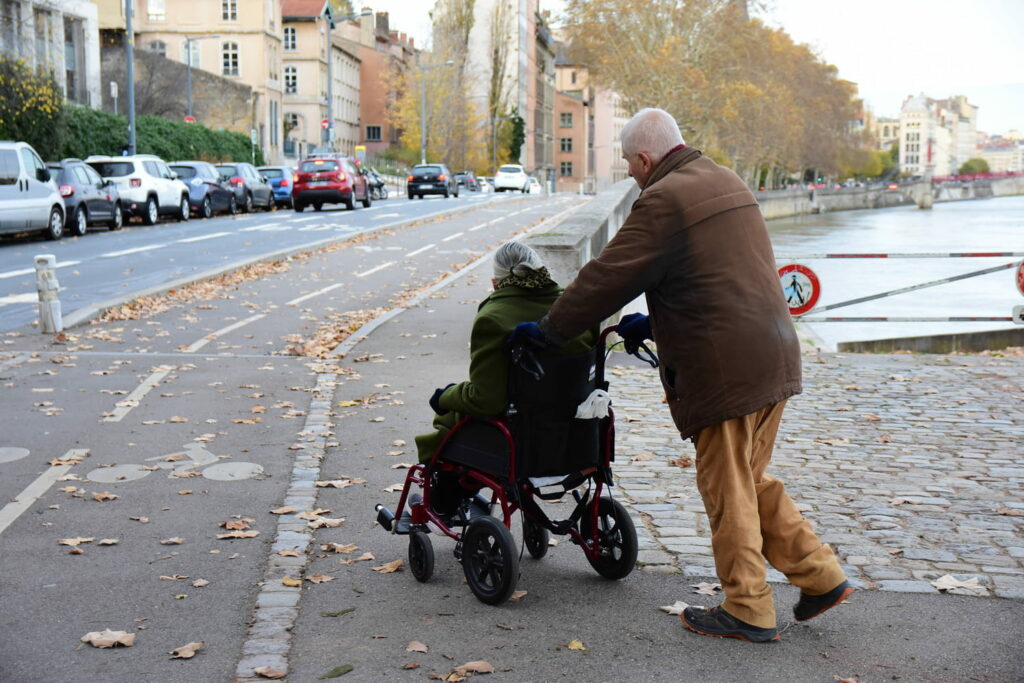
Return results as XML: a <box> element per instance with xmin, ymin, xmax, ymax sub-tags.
<box><xmin>1016</xmin><ymin>260</ymin><xmax>1024</xmax><ymax>297</ymax></box>
<box><xmin>778</xmin><ymin>264</ymin><xmax>820</xmax><ymax>316</ymax></box>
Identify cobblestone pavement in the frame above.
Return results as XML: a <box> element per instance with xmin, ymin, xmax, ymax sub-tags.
<box><xmin>608</xmin><ymin>349</ymin><xmax>1024</xmax><ymax>600</ymax></box>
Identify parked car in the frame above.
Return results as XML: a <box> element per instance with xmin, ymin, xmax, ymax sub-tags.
<box><xmin>292</xmin><ymin>156</ymin><xmax>371</xmax><ymax>211</ymax></box>
<box><xmin>85</xmin><ymin>155</ymin><xmax>189</xmax><ymax>225</ymax></box>
<box><xmin>454</xmin><ymin>171</ymin><xmax>479</xmax><ymax>191</ymax></box>
<box><xmin>169</xmin><ymin>161</ymin><xmax>237</xmax><ymax>218</ymax></box>
<box><xmin>257</xmin><ymin>165</ymin><xmax>294</xmax><ymax>208</ymax></box>
<box><xmin>408</xmin><ymin>163</ymin><xmax>458</xmax><ymax>199</ymax></box>
<box><xmin>0</xmin><ymin>141</ymin><xmax>65</xmax><ymax>239</ymax></box>
<box><xmin>492</xmin><ymin>164</ymin><xmax>529</xmax><ymax>193</ymax></box>
<box><xmin>526</xmin><ymin>175</ymin><xmax>543</xmax><ymax>194</ymax></box>
<box><xmin>215</xmin><ymin>162</ymin><xmax>274</xmax><ymax>213</ymax></box>
<box><xmin>47</xmin><ymin>158</ymin><xmax>123</xmax><ymax>234</ymax></box>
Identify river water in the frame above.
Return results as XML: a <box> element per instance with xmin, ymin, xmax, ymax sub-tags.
<box><xmin>766</xmin><ymin>195</ymin><xmax>1024</xmax><ymax>350</ymax></box>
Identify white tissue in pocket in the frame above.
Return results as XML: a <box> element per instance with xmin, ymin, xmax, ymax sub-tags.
<box><xmin>575</xmin><ymin>389</ymin><xmax>611</xmax><ymax>419</ymax></box>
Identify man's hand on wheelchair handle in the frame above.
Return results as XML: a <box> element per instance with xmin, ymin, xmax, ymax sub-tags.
<box><xmin>429</xmin><ymin>383</ymin><xmax>455</xmax><ymax>416</ymax></box>
<box><xmin>617</xmin><ymin>313</ymin><xmax>652</xmax><ymax>354</ymax></box>
<box><xmin>507</xmin><ymin>321</ymin><xmax>548</xmax><ymax>348</ymax></box>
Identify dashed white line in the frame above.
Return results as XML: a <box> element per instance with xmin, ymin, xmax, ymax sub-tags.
<box><xmin>405</xmin><ymin>244</ymin><xmax>435</xmax><ymax>258</ymax></box>
<box><xmin>286</xmin><ymin>283</ymin><xmax>343</xmax><ymax>306</ymax></box>
<box><xmin>373</xmin><ymin>213</ymin><xmax>401</xmax><ymax>220</ymax></box>
<box><xmin>290</xmin><ymin>216</ymin><xmax>322</xmax><ymax>223</ymax></box>
<box><xmin>183</xmin><ymin>313</ymin><xmax>267</xmax><ymax>353</ymax></box>
<box><xmin>102</xmin><ymin>368</ymin><xmax>171</xmax><ymax>422</ymax></box>
<box><xmin>441</xmin><ymin>231</ymin><xmax>464</xmax><ymax>242</ymax></box>
<box><xmin>0</xmin><ymin>260</ymin><xmax>81</xmax><ymax>280</ymax></box>
<box><xmin>101</xmin><ymin>244</ymin><xmax>166</xmax><ymax>258</ymax></box>
<box><xmin>0</xmin><ymin>452</ymin><xmax>82</xmax><ymax>537</ymax></box>
<box><xmin>355</xmin><ymin>261</ymin><xmax>396</xmax><ymax>278</ymax></box>
<box><xmin>177</xmin><ymin>231</ymin><xmax>231</xmax><ymax>244</ymax></box>
<box><xmin>0</xmin><ymin>293</ymin><xmax>38</xmax><ymax>307</ymax></box>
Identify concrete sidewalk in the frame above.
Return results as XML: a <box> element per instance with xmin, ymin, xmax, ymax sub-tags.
<box><xmin>279</xmin><ymin>252</ymin><xmax>1023</xmax><ymax>682</ymax></box>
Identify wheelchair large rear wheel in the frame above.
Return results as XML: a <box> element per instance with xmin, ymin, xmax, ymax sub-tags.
<box><xmin>409</xmin><ymin>530</ymin><xmax>434</xmax><ymax>583</ymax></box>
<box><xmin>462</xmin><ymin>516</ymin><xmax>519</xmax><ymax>605</ymax></box>
<box><xmin>580</xmin><ymin>497</ymin><xmax>638</xmax><ymax>580</ymax></box>
<box><xmin>523</xmin><ymin>516</ymin><xmax>550</xmax><ymax>559</ymax></box>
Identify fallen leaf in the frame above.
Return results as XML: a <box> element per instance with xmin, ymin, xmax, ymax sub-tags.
<box><xmin>307</xmin><ymin>573</ymin><xmax>334</xmax><ymax>584</ymax></box>
<box><xmin>930</xmin><ymin>574</ymin><xmax>986</xmax><ymax>596</ymax></box>
<box><xmin>372</xmin><ymin>559</ymin><xmax>403</xmax><ymax>573</ymax></box>
<box><xmin>254</xmin><ymin>666</ymin><xmax>286</xmax><ymax>679</ymax></box>
<box><xmin>220</xmin><ymin>520</ymin><xmax>250</xmax><ymax>530</ymax></box>
<box><xmin>178</xmin><ymin>490</ymin><xmax>193</xmax><ymax>495</ymax></box>
<box><xmin>659</xmin><ymin>600</ymin><xmax>691</xmax><ymax>616</ymax></box>
<box><xmin>691</xmin><ymin>582</ymin><xmax>721</xmax><ymax>596</ymax></box>
<box><xmin>278</xmin><ymin>549</ymin><xmax>300</xmax><ymax>557</ymax></box>
<box><xmin>383</xmin><ymin>484</ymin><xmax>404</xmax><ymax>493</ymax></box>
<box><xmin>323</xmin><ymin>543</ymin><xmax>359</xmax><ymax>554</ymax></box>
<box><xmin>402</xmin><ymin>662</ymin><xmax>421</xmax><ymax>670</ymax></box>
<box><xmin>878</xmin><ymin>434</ymin><xmax>892</xmax><ymax>443</ymax></box>
<box><xmin>174</xmin><ymin>471</ymin><xmax>203</xmax><ymax>478</ymax></box>
<box><xmin>165</xmin><ymin>454</ymin><xmax>184</xmax><ymax>462</ymax></box>
<box><xmin>321</xmin><ymin>608</ymin><xmax>356</xmax><ymax>617</ymax></box>
<box><xmin>192</xmin><ymin>579</ymin><xmax>210</xmax><ymax>588</ymax></box>
<box><xmin>59</xmin><ymin>486</ymin><xmax>77</xmax><ymax>493</ymax></box>
<box><xmin>58</xmin><ymin>537</ymin><xmax>95</xmax><ymax>547</ymax></box>
<box><xmin>629</xmin><ymin>453</ymin><xmax>654</xmax><ymax>462</ymax></box>
<box><xmin>340</xmin><ymin>552</ymin><xmax>375</xmax><ymax>565</ymax></box>
<box><xmin>668</xmin><ymin>456</ymin><xmax>694</xmax><ymax>468</ymax></box>
<box><xmin>98</xmin><ymin>539</ymin><xmax>119</xmax><ymax>546</ymax></box>
<box><xmin>251</xmin><ymin>405</ymin><xmax>266</xmax><ymax>414</ymax></box>
<box><xmin>890</xmin><ymin>497</ymin><xmax>922</xmax><ymax>506</ymax></box>
<box><xmin>392</xmin><ymin>439</ymin><xmax>406</xmax><ymax>447</ymax></box>
<box><xmin>391</xmin><ymin>462</ymin><xmax>414</xmax><ymax>469</ymax></box>
<box><xmin>282</xmin><ymin>576</ymin><xmax>302</xmax><ymax>587</ymax></box>
<box><xmin>270</xmin><ymin>506</ymin><xmax>296</xmax><ymax>515</ymax></box>
<box><xmin>861</xmin><ymin>414</ymin><xmax>881</xmax><ymax>421</ymax></box>
<box><xmin>567</xmin><ymin>640</ymin><xmax>587</xmax><ymax>651</ymax></box>
<box><xmin>81</xmin><ymin>629</ymin><xmax>135</xmax><ymax>648</ymax></box>
<box><xmin>407</xmin><ymin>640</ymin><xmax>429</xmax><ymax>653</ymax></box>
<box><xmin>130</xmin><ymin>516</ymin><xmax>150</xmax><ymax>524</ymax></box>
<box><xmin>307</xmin><ymin>516</ymin><xmax>344</xmax><ymax>529</ymax></box>
<box><xmin>996</xmin><ymin>506</ymin><xmax>1024</xmax><ymax>517</ymax></box>
<box><xmin>453</xmin><ymin>660</ymin><xmax>495</xmax><ymax>675</ymax></box>
<box><xmin>842</xmin><ymin>384</ymin><xmax>861</xmax><ymax>391</ymax></box>
<box><xmin>169</xmin><ymin>641</ymin><xmax>203</xmax><ymax>659</ymax></box>
<box><xmin>386</xmin><ymin>450</ymin><xmax>405</xmax><ymax>457</ymax></box>
<box><xmin>217</xmin><ymin>530</ymin><xmax>260</xmax><ymax>539</ymax></box>
<box><xmin>834</xmin><ymin>676</ymin><xmax>859</xmax><ymax>683</ymax></box>
<box><xmin>337</xmin><ymin>400</ymin><xmax>360</xmax><ymax>407</ymax></box>
<box><xmin>161</xmin><ymin>538</ymin><xmax>184</xmax><ymax>545</ymax></box>
<box><xmin>507</xmin><ymin>590</ymin><xmax>528</xmax><ymax>603</ymax></box>
<box><xmin>814</xmin><ymin>437</ymin><xmax>849</xmax><ymax>446</ymax></box>
<box><xmin>369</xmin><ymin>416</ymin><xmax>385</xmax><ymax>423</ymax></box>
<box><xmin>318</xmin><ymin>663</ymin><xmax>354</xmax><ymax>678</ymax></box>
<box><xmin>160</xmin><ymin>574</ymin><xmax>189</xmax><ymax>581</ymax></box>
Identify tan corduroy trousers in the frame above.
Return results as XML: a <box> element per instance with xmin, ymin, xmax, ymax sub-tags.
<box><xmin>693</xmin><ymin>400</ymin><xmax>846</xmax><ymax>629</ymax></box>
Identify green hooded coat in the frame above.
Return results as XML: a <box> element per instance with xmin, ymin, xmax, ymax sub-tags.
<box><xmin>415</xmin><ymin>283</ymin><xmax>597</xmax><ymax>462</ymax></box>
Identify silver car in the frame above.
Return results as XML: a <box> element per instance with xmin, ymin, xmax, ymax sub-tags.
<box><xmin>0</xmin><ymin>141</ymin><xmax>66</xmax><ymax>240</ymax></box>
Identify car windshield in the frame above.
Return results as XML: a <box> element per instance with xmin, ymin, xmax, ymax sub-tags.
<box><xmin>170</xmin><ymin>166</ymin><xmax>197</xmax><ymax>179</ymax></box>
<box><xmin>300</xmin><ymin>160</ymin><xmax>338</xmax><ymax>172</ymax></box>
<box><xmin>88</xmin><ymin>161</ymin><xmax>134</xmax><ymax>177</ymax></box>
<box><xmin>413</xmin><ymin>166</ymin><xmax>442</xmax><ymax>176</ymax></box>
<box><xmin>217</xmin><ymin>165</ymin><xmax>239</xmax><ymax>177</ymax></box>
<box><xmin>499</xmin><ymin>165</ymin><xmax>521</xmax><ymax>173</ymax></box>
<box><xmin>261</xmin><ymin>168</ymin><xmax>283</xmax><ymax>178</ymax></box>
<box><xmin>0</xmin><ymin>150</ymin><xmax>18</xmax><ymax>185</ymax></box>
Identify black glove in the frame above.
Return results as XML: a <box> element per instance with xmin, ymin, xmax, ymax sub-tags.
<box><xmin>617</xmin><ymin>313</ymin><xmax>652</xmax><ymax>354</ymax></box>
<box><xmin>429</xmin><ymin>384</ymin><xmax>455</xmax><ymax>415</ymax></box>
<box><xmin>507</xmin><ymin>321</ymin><xmax>548</xmax><ymax>347</ymax></box>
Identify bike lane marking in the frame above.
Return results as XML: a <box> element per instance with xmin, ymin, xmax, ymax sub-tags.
<box><xmin>355</xmin><ymin>260</ymin><xmax>396</xmax><ymax>278</ymax></box>
<box><xmin>0</xmin><ymin>260</ymin><xmax>81</xmax><ymax>280</ymax></box>
<box><xmin>286</xmin><ymin>283</ymin><xmax>344</xmax><ymax>306</ymax></box>
<box><xmin>406</xmin><ymin>243</ymin><xmax>435</xmax><ymax>258</ymax></box>
<box><xmin>101</xmin><ymin>368</ymin><xmax>172</xmax><ymax>422</ymax></box>
<box><xmin>0</xmin><ymin>449</ymin><xmax>85</xmax><ymax>537</ymax></box>
<box><xmin>182</xmin><ymin>313</ymin><xmax>267</xmax><ymax>353</ymax></box>
<box><xmin>101</xmin><ymin>244</ymin><xmax>167</xmax><ymax>258</ymax></box>
<box><xmin>177</xmin><ymin>231</ymin><xmax>232</xmax><ymax>244</ymax></box>
<box><xmin>441</xmin><ymin>231</ymin><xmax>464</xmax><ymax>242</ymax></box>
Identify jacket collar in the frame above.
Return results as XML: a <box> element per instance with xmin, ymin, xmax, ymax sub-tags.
<box><xmin>644</xmin><ymin>146</ymin><xmax>702</xmax><ymax>190</ymax></box>
<box><xmin>482</xmin><ymin>283</ymin><xmax>561</xmax><ymax>306</ymax></box>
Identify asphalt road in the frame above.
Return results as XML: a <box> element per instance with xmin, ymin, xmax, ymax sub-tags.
<box><xmin>0</xmin><ymin>190</ymin><xmax>519</xmax><ymax>332</ymax></box>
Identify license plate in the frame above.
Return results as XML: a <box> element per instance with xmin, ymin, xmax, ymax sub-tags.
<box><xmin>310</xmin><ymin>181</ymin><xmax>326</xmax><ymax>187</ymax></box>
<box><xmin>420</xmin><ymin>183</ymin><xmax>433</xmax><ymax>188</ymax></box>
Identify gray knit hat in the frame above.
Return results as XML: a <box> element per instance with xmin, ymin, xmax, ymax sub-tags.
<box><xmin>493</xmin><ymin>241</ymin><xmax>544</xmax><ymax>281</ymax></box>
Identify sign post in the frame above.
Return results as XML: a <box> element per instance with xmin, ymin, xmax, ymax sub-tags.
<box><xmin>778</xmin><ymin>264</ymin><xmax>821</xmax><ymax>316</ymax></box>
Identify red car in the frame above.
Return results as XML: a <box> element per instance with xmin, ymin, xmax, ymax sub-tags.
<box><xmin>292</xmin><ymin>156</ymin><xmax>371</xmax><ymax>212</ymax></box>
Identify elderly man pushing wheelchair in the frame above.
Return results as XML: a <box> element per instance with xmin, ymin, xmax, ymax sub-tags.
<box><xmin>512</xmin><ymin>107</ymin><xmax>853</xmax><ymax>643</ymax></box>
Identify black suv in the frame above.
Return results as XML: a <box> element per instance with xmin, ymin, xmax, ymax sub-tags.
<box><xmin>408</xmin><ymin>163</ymin><xmax>458</xmax><ymax>199</ymax></box>
<box><xmin>47</xmin><ymin>158</ymin><xmax>123</xmax><ymax>235</ymax></box>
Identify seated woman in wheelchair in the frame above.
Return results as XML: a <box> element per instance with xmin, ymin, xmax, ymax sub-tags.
<box><xmin>413</xmin><ymin>241</ymin><xmax>596</xmax><ymax>515</ymax></box>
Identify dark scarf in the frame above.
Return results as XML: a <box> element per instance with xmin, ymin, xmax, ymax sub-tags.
<box><xmin>495</xmin><ymin>266</ymin><xmax>557</xmax><ymax>291</ymax></box>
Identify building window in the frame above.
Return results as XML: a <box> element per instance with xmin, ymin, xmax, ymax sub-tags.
<box><xmin>366</xmin><ymin>125</ymin><xmax>382</xmax><ymax>142</ymax></box>
<box><xmin>560</xmin><ymin>112</ymin><xmax>572</xmax><ymax>127</ymax></box>
<box><xmin>182</xmin><ymin>39</ymin><xmax>199</xmax><ymax>67</ymax></box>
<box><xmin>147</xmin><ymin>0</ymin><xmax>166</xmax><ymax>21</ymax></box>
<box><xmin>284</xmin><ymin>26</ymin><xmax>296</xmax><ymax>51</ymax></box>
<box><xmin>270</xmin><ymin>100</ymin><xmax>279</xmax><ymax>147</ymax></box>
<box><xmin>284</xmin><ymin>66</ymin><xmax>297</xmax><ymax>94</ymax></box>
<box><xmin>148</xmin><ymin>40</ymin><xmax>166</xmax><ymax>57</ymax></box>
<box><xmin>222</xmin><ymin>0</ymin><xmax>237</xmax><ymax>21</ymax></box>
<box><xmin>560</xmin><ymin>161</ymin><xmax>573</xmax><ymax>176</ymax></box>
<box><xmin>571</xmin><ymin>70</ymin><xmax>577</xmax><ymax>85</ymax></box>
<box><xmin>63</xmin><ymin>17</ymin><xmax>84</xmax><ymax>103</ymax></box>
<box><xmin>560</xmin><ymin>137</ymin><xmax>573</xmax><ymax>153</ymax></box>
<box><xmin>269</xmin><ymin>44</ymin><xmax>277</xmax><ymax>80</ymax></box>
<box><xmin>222</xmin><ymin>41</ymin><xmax>239</xmax><ymax>76</ymax></box>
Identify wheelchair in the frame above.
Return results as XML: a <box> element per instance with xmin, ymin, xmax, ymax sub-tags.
<box><xmin>374</xmin><ymin>324</ymin><xmax>658</xmax><ymax>605</ymax></box>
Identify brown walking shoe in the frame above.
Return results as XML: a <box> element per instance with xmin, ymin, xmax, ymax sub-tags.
<box><xmin>681</xmin><ymin>605</ymin><xmax>780</xmax><ymax>642</ymax></box>
<box><xmin>793</xmin><ymin>580</ymin><xmax>854</xmax><ymax>621</ymax></box>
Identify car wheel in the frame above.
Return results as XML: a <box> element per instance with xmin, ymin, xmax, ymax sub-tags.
<box><xmin>177</xmin><ymin>196</ymin><xmax>189</xmax><ymax>221</ymax></box>
<box><xmin>243</xmin><ymin>193</ymin><xmax>253</xmax><ymax>213</ymax></box>
<box><xmin>142</xmin><ymin>196</ymin><xmax>159</xmax><ymax>225</ymax></box>
<box><xmin>45</xmin><ymin>206</ymin><xmax>64</xmax><ymax>240</ymax></box>
<box><xmin>108</xmin><ymin>203</ymin><xmax>123</xmax><ymax>230</ymax></box>
<box><xmin>229</xmin><ymin>195</ymin><xmax>239</xmax><ymax>215</ymax></box>
<box><xmin>408</xmin><ymin>192</ymin><xmax>414</xmax><ymax>200</ymax></box>
<box><xmin>294</xmin><ymin>202</ymin><xmax>304</xmax><ymax>213</ymax></box>
<box><xmin>71</xmin><ymin>206</ymin><xmax>88</xmax><ymax>237</ymax></box>
<box><xmin>443</xmin><ymin>188</ymin><xmax>449</xmax><ymax>198</ymax></box>
<box><xmin>201</xmin><ymin>196</ymin><xmax>212</xmax><ymax>219</ymax></box>
<box><xmin>361</xmin><ymin>190</ymin><xmax>371</xmax><ymax>208</ymax></box>
<box><xmin>313</xmin><ymin>202</ymin><xmax>323</xmax><ymax>211</ymax></box>
<box><xmin>344</xmin><ymin>196</ymin><xmax>355</xmax><ymax>210</ymax></box>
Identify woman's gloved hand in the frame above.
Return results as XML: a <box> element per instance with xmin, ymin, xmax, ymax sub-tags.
<box><xmin>429</xmin><ymin>383</ymin><xmax>456</xmax><ymax>415</ymax></box>
<box><xmin>617</xmin><ymin>313</ymin><xmax>651</xmax><ymax>353</ymax></box>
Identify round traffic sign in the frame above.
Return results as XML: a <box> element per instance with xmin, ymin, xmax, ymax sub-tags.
<box><xmin>321</xmin><ymin>118</ymin><xmax>330</xmax><ymax>129</ymax></box>
<box><xmin>778</xmin><ymin>264</ymin><xmax>821</xmax><ymax>315</ymax></box>
<box><xmin>1016</xmin><ymin>260</ymin><xmax>1024</xmax><ymax>297</ymax></box>
<box><xmin>183</xmin><ymin>115</ymin><xmax>196</xmax><ymax>124</ymax></box>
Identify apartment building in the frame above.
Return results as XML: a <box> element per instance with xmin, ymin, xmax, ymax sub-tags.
<box><xmin>0</xmin><ymin>0</ymin><xmax>101</xmax><ymax>108</ymax></box>
<box><xmin>553</xmin><ymin>55</ymin><xmax>591</xmax><ymax>193</ymax></box>
<box><xmin>98</xmin><ymin>0</ymin><xmax>285</xmax><ymax>163</ymax></box>
<box><xmin>876</xmin><ymin>117</ymin><xmax>899</xmax><ymax>152</ymax></box>
<box><xmin>898</xmin><ymin>93</ymin><xmax>978</xmax><ymax>177</ymax></box>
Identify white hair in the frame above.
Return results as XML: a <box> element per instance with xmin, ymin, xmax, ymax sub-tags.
<box><xmin>493</xmin><ymin>241</ymin><xmax>544</xmax><ymax>281</ymax></box>
<box><xmin>620</xmin><ymin>108</ymin><xmax>685</xmax><ymax>163</ymax></box>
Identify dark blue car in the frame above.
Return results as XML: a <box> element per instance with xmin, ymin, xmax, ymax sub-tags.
<box><xmin>169</xmin><ymin>161</ymin><xmax>236</xmax><ymax>218</ymax></box>
<box><xmin>257</xmin><ymin>165</ymin><xmax>294</xmax><ymax>208</ymax></box>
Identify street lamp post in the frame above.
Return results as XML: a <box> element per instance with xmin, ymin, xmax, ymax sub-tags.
<box><xmin>419</xmin><ymin>60</ymin><xmax>454</xmax><ymax>165</ymax></box>
<box><xmin>124</xmin><ymin>0</ymin><xmax>135</xmax><ymax>155</ymax></box>
<box><xmin>323</xmin><ymin>7</ymin><xmax>371</xmax><ymax>150</ymax></box>
<box><xmin>185</xmin><ymin>34</ymin><xmax>219</xmax><ymax>120</ymax></box>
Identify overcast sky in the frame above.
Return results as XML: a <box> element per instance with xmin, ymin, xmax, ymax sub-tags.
<box><xmin>370</xmin><ymin>0</ymin><xmax>1023</xmax><ymax>134</ymax></box>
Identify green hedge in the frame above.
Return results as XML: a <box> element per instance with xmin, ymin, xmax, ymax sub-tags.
<box><xmin>62</xmin><ymin>106</ymin><xmax>263</xmax><ymax>164</ymax></box>
<box><xmin>0</xmin><ymin>56</ymin><xmax>67</xmax><ymax>160</ymax></box>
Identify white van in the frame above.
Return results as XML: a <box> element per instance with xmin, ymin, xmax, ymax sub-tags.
<box><xmin>0</xmin><ymin>141</ymin><xmax>66</xmax><ymax>239</ymax></box>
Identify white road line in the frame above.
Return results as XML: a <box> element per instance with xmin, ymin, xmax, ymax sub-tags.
<box><xmin>0</xmin><ymin>293</ymin><xmax>37</xmax><ymax>306</ymax></box>
<box><xmin>101</xmin><ymin>368</ymin><xmax>171</xmax><ymax>422</ymax></box>
<box><xmin>405</xmin><ymin>244</ymin><xmax>435</xmax><ymax>258</ymax></box>
<box><xmin>240</xmin><ymin>225</ymin><xmax>291</xmax><ymax>232</ymax></box>
<box><xmin>183</xmin><ymin>313</ymin><xmax>267</xmax><ymax>353</ymax></box>
<box><xmin>441</xmin><ymin>231</ymin><xmax>464</xmax><ymax>242</ymax></box>
<box><xmin>290</xmin><ymin>216</ymin><xmax>322</xmax><ymax>223</ymax></box>
<box><xmin>101</xmin><ymin>244</ymin><xmax>166</xmax><ymax>258</ymax></box>
<box><xmin>0</xmin><ymin>453</ymin><xmax>81</xmax><ymax>537</ymax></box>
<box><xmin>286</xmin><ymin>283</ymin><xmax>343</xmax><ymax>306</ymax></box>
<box><xmin>373</xmin><ymin>213</ymin><xmax>401</xmax><ymax>220</ymax></box>
<box><xmin>0</xmin><ymin>260</ymin><xmax>81</xmax><ymax>280</ymax></box>
<box><xmin>177</xmin><ymin>231</ymin><xmax>231</xmax><ymax>244</ymax></box>
<box><xmin>298</xmin><ymin>225</ymin><xmax>331</xmax><ymax>232</ymax></box>
<box><xmin>355</xmin><ymin>260</ymin><xmax>396</xmax><ymax>278</ymax></box>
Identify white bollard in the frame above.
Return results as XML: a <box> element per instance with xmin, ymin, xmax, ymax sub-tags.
<box><xmin>34</xmin><ymin>254</ymin><xmax>62</xmax><ymax>334</ymax></box>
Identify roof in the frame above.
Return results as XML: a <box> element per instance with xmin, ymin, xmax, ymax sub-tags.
<box><xmin>282</xmin><ymin>0</ymin><xmax>327</xmax><ymax>19</ymax></box>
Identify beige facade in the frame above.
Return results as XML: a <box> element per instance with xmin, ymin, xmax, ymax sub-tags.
<box><xmin>876</xmin><ymin>117</ymin><xmax>900</xmax><ymax>152</ymax></box>
<box><xmin>592</xmin><ymin>88</ymin><xmax>630</xmax><ymax>191</ymax></box>
<box><xmin>979</xmin><ymin>144</ymin><xmax>1024</xmax><ymax>173</ymax></box>
<box><xmin>99</xmin><ymin>0</ymin><xmax>284</xmax><ymax>162</ymax></box>
<box><xmin>899</xmin><ymin>93</ymin><xmax>978</xmax><ymax>177</ymax></box>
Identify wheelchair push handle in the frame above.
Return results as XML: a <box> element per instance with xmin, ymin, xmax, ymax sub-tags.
<box><xmin>598</xmin><ymin>323</ymin><xmax>660</xmax><ymax>372</ymax></box>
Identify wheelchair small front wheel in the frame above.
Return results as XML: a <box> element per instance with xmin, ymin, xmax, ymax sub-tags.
<box><xmin>409</xmin><ymin>530</ymin><xmax>434</xmax><ymax>583</ymax></box>
<box><xmin>580</xmin><ymin>497</ymin><xmax>638</xmax><ymax>580</ymax></box>
<box><xmin>462</xmin><ymin>516</ymin><xmax>519</xmax><ymax>605</ymax></box>
<box><xmin>523</xmin><ymin>516</ymin><xmax>550</xmax><ymax>560</ymax></box>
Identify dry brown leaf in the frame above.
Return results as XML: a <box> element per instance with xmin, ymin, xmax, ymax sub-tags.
<box><xmin>669</xmin><ymin>456</ymin><xmax>694</xmax><ymax>468</ymax></box>
<box><xmin>253</xmin><ymin>666</ymin><xmax>286</xmax><ymax>679</ymax></box>
<box><xmin>159</xmin><ymin>574</ymin><xmax>189</xmax><ymax>581</ymax></box>
<box><xmin>98</xmin><ymin>538</ymin><xmax>119</xmax><ymax>546</ymax></box>
<box><xmin>402</xmin><ymin>662</ymin><xmax>421</xmax><ymax>669</ymax></box>
<box><xmin>996</xmin><ymin>506</ymin><xmax>1024</xmax><ymax>517</ymax></box>
<box><xmin>507</xmin><ymin>590</ymin><xmax>528</xmax><ymax>602</ymax></box>
<box><xmin>390</xmin><ymin>462</ymin><xmax>414</xmax><ymax>469</ymax></box>
<box><xmin>372</xmin><ymin>559</ymin><xmax>403</xmax><ymax>573</ymax></box>
<box><xmin>165</xmin><ymin>453</ymin><xmax>184</xmax><ymax>462</ymax></box>
<box><xmin>307</xmin><ymin>516</ymin><xmax>344</xmax><ymax>529</ymax></box>
<box><xmin>169</xmin><ymin>416</ymin><xmax>188</xmax><ymax>423</ymax></box>
<box><xmin>383</xmin><ymin>483</ymin><xmax>404</xmax><ymax>493</ymax></box>
<box><xmin>192</xmin><ymin>578</ymin><xmax>210</xmax><ymax>588</ymax></box>
<box><xmin>81</xmin><ymin>629</ymin><xmax>136</xmax><ymax>648</ymax></box>
<box><xmin>691</xmin><ymin>582</ymin><xmax>722</xmax><ymax>596</ymax></box>
<box><xmin>270</xmin><ymin>506</ymin><xmax>296</xmax><ymax>515</ymax></box>
<box><xmin>566</xmin><ymin>640</ymin><xmax>586</xmax><ymax>651</ymax></box>
<box><xmin>282</xmin><ymin>576</ymin><xmax>302</xmax><ymax>587</ymax></box>
<box><xmin>58</xmin><ymin>537</ymin><xmax>95</xmax><ymax>547</ymax></box>
<box><xmin>842</xmin><ymin>384</ymin><xmax>861</xmax><ymax>391</ymax></box>
<box><xmin>161</xmin><ymin>537</ymin><xmax>184</xmax><ymax>545</ymax></box>
<box><xmin>834</xmin><ymin>676</ymin><xmax>859</xmax><ymax>683</ymax></box>
<box><xmin>879</xmin><ymin>434</ymin><xmax>892</xmax><ymax>443</ymax></box>
<box><xmin>59</xmin><ymin>486</ymin><xmax>78</xmax><ymax>493</ymax></box>
<box><xmin>174</xmin><ymin>471</ymin><xmax>203</xmax><ymax>478</ymax></box>
<box><xmin>217</xmin><ymin>530</ymin><xmax>260</xmax><ymax>539</ymax></box>
<box><xmin>861</xmin><ymin>414</ymin><xmax>881</xmax><ymax>421</ymax></box>
<box><xmin>658</xmin><ymin>600</ymin><xmax>691</xmax><ymax>615</ymax></box>
<box><xmin>130</xmin><ymin>516</ymin><xmax>149</xmax><ymax>524</ymax></box>
<box><xmin>453</xmin><ymin>660</ymin><xmax>495</xmax><ymax>674</ymax></box>
<box><xmin>169</xmin><ymin>641</ymin><xmax>203</xmax><ymax>659</ymax></box>
<box><xmin>220</xmin><ymin>520</ymin><xmax>250</xmax><ymax>530</ymax></box>
<box><xmin>406</xmin><ymin>640</ymin><xmax>428</xmax><ymax>653</ymax></box>
<box><xmin>277</xmin><ymin>549</ymin><xmax>300</xmax><ymax>557</ymax></box>
<box><xmin>392</xmin><ymin>439</ymin><xmax>406</xmax><ymax>447</ymax></box>
<box><xmin>814</xmin><ymin>437</ymin><xmax>849</xmax><ymax>446</ymax></box>
<box><xmin>251</xmin><ymin>405</ymin><xmax>267</xmax><ymax>414</ymax></box>
<box><xmin>340</xmin><ymin>552</ymin><xmax>374</xmax><ymax>565</ymax></box>
<box><xmin>630</xmin><ymin>453</ymin><xmax>654</xmax><ymax>462</ymax></box>
<box><xmin>369</xmin><ymin>416</ymin><xmax>385</xmax><ymax>423</ymax></box>
<box><xmin>307</xmin><ymin>573</ymin><xmax>334</xmax><ymax>584</ymax></box>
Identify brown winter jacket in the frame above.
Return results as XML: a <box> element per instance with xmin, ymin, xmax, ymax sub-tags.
<box><xmin>539</xmin><ymin>146</ymin><xmax>801</xmax><ymax>439</ymax></box>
